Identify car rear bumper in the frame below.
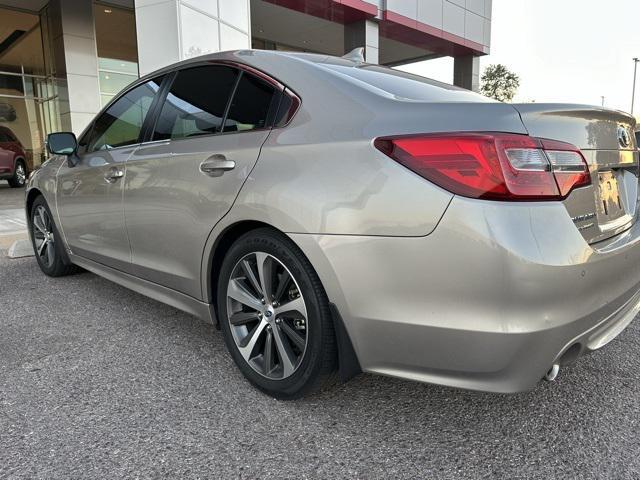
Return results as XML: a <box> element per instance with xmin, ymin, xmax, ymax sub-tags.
<box><xmin>290</xmin><ymin>196</ymin><xmax>640</xmax><ymax>393</ymax></box>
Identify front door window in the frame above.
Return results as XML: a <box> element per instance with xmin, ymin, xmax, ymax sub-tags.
<box><xmin>87</xmin><ymin>77</ymin><xmax>163</xmax><ymax>152</ymax></box>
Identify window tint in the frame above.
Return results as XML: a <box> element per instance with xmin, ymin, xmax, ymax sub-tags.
<box><xmin>76</xmin><ymin>124</ymin><xmax>94</xmax><ymax>155</ymax></box>
<box><xmin>153</xmin><ymin>66</ymin><xmax>238</xmax><ymax>141</ymax></box>
<box><xmin>223</xmin><ymin>73</ymin><xmax>276</xmax><ymax>133</ymax></box>
<box><xmin>87</xmin><ymin>76</ymin><xmax>163</xmax><ymax>152</ymax></box>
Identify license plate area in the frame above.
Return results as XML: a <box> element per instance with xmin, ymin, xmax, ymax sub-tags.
<box><xmin>596</xmin><ymin>170</ymin><xmax>628</xmax><ymax>229</ymax></box>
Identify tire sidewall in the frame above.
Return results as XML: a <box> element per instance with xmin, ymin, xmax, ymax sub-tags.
<box><xmin>29</xmin><ymin>196</ymin><xmax>68</xmax><ymax>276</ymax></box>
<box><xmin>217</xmin><ymin>230</ymin><xmax>330</xmax><ymax>398</ymax></box>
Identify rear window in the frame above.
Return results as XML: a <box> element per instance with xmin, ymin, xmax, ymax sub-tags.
<box><xmin>319</xmin><ymin>63</ymin><xmax>492</xmax><ymax>103</ymax></box>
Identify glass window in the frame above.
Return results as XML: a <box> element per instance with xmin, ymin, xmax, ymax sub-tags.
<box><xmin>153</xmin><ymin>66</ymin><xmax>238</xmax><ymax>141</ymax></box>
<box><xmin>88</xmin><ymin>76</ymin><xmax>163</xmax><ymax>152</ymax></box>
<box><xmin>223</xmin><ymin>74</ymin><xmax>276</xmax><ymax>133</ymax></box>
<box><xmin>94</xmin><ymin>4</ymin><xmax>140</xmax><ymax>107</ymax></box>
<box><xmin>76</xmin><ymin>123</ymin><xmax>94</xmax><ymax>155</ymax></box>
<box><xmin>99</xmin><ymin>71</ymin><xmax>137</xmax><ymax>95</ymax></box>
<box><xmin>98</xmin><ymin>58</ymin><xmax>139</xmax><ymax>76</ymax></box>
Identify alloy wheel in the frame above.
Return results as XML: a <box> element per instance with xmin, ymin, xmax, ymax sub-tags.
<box><xmin>32</xmin><ymin>205</ymin><xmax>55</xmax><ymax>268</ymax></box>
<box><xmin>15</xmin><ymin>163</ymin><xmax>26</xmax><ymax>185</ymax></box>
<box><xmin>226</xmin><ymin>252</ymin><xmax>309</xmax><ymax>380</ymax></box>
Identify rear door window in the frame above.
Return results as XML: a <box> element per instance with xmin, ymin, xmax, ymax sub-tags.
<box><xmin>152</xmin><ymin>65</ymin><xmax>238</xmax><ymax>141</ymax></box>
<box><xmin>223</xmin><ymin>73</ymin><xmax>276</xmax><ymax>133</ymax></box>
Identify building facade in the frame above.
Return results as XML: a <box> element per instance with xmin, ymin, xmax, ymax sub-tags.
<box><xmin>0</xmin><ymin>0</ymin><xmax>492</xmax><ymax>168</ymax></box>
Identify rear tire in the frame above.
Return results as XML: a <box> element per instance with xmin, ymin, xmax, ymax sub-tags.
<box><xmin>8</xmin><ymin>159</ymin><xmax>26</xmax><ymax>188</ymax></box>
<box><xmin>217</xmin><ymin>228</ymin><xmax>338</xmax><ymax>400</ymax></box>
<box><xmin>29</xmin><ymin>195</ymin><xmax>80</xmax><ymax>277</ymax></box>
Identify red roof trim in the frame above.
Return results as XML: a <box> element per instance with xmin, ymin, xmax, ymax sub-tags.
<box><xmin>334</xmin><ymin>0</ymin><xmax>378</xmax><ymax>16</ymax></box>
<box><xmin>383</xmin><ymin>10</ymin><xmax>487</xmax><ymax>56</ymax></box>
<box><xmin>261</xmin><ymin>0</ymin><xmax>376</xmax><ymax>24</ymax></box>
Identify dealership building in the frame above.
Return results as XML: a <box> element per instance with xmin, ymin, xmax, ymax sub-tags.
<box><xmin>0</xmin><ymin>0</ymin><xmax>492</xmax><ymax>168</ymax></box>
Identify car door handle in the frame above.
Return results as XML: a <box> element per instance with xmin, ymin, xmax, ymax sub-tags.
<box><xmin>104</xmin><ymin>166</ymin><xmax>124</xmax><ymax>183</ymax></box>
<box><xmin>200</xmin><ymin>155</ymin><xmax>235</xmax><ymax>177</ymax></box>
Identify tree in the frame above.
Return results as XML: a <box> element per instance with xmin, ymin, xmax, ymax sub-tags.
<box><xmin>480</xmin><ymin>64</ymin><xmax>520</xmax><ymax>102</ymax></box>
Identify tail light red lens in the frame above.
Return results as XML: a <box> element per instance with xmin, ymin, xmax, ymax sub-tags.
<box><xmin>374</xmin><ymin>133</ymin><xmax>590</xmax><ymax>201</ymax></box>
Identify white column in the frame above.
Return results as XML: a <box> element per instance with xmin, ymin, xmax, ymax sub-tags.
<box><xmin>48</xmin><ymin>0</ymin><xmax>101</xmax><ymax>134</ymax></box>
<box><xmin>344</xmin><ymin>19</ymin><xmax>379</xmax><ymax>64</ymax></box>
<box><xmin>134</xmin><ymin>0</ymin><xmax>252</xmax><ymax>77</ymax></box>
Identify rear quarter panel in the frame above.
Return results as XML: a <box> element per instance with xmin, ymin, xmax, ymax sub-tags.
<box><xmin>231</xmin><ymin>98</ymin><xmax>527</xmax><ymax>236</ymax></box>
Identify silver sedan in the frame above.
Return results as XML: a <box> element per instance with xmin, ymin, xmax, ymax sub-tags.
<box><xmin>27</xmin><ymin>49</ymin><xmax>640</xmax><ymax>399</ymax></box>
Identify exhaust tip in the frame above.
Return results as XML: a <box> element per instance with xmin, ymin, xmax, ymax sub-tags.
<box><xmin>544</xmin><ymin>364</ymin><xmax>560</xmax><ymax>382</ymax></box>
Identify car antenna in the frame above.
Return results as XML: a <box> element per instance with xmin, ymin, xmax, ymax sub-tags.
<box><xmin>342</xmin><ymin>47</ymin><xmax>365</xmax><ymax>63</ymax></box>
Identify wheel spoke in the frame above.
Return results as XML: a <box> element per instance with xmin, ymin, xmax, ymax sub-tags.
<box><xmin>279</xmin><ymin>321</ymin><xmax>305</xmax><ymax>351</ymax></box>
<box><xmin>44</xmin><ymin>241</ymin><xmax>54</xmax><ymax>265</ymax></box>
<box><xmin>238</xmin><ymin>319</ymin><xmax>267</xmax><ymax>361</ymax></box>
<box><xmin>33</xmin><ymin>216</ymin><xmax>46</xmax><ymax>235</ymax></box>
<box><xmin>240</xmin><ymin>259</ymin><xmax>263</xmax><ymax>297</ymax></box>
<box><xmin>272</xmin><ymin>324</ymin><xmax>297</xmax><ymax>377</ymax></box>
<box><xmin>255</xmin><ymin>252</ymin><xmax>274</xmax><ymax>303</ymax></box>
<box><xmin>263</xmin><ymin>329</ymin><xmax>274</xmax><ymax>375</ymax></box>
<box><xmin>273</xmin><ymin>270</ymin><xmax>291</xmax><ymax>303</ymax></box>
<box><xmin>37</xmin><ymin>208</ymin><xmax>48</xmax><ymax>232</ymax></box>
<box><xmin>229</xmin><ymin>311</ymin><xmax>260</xmax><ymax>326</ymax></box>
<box><xmin>274</xmin><ymin>296</ymin><xmax>306</xmax><ymax>318</ymax></box>
<box><xmin>227</xmin><ymin>279</ymin><xmax>263</xmax><ymax>311</ymax></box>
<box><xmin>37</xmin><ymin>238</ymin><xmax>48</xmax><ymax>256</ymax></box>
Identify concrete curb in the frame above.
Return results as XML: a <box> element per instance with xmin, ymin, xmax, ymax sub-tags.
<box><xmin>8</xmin><ymin>239</ymin><xmax>34</xmax><ymax>258</ymax></box>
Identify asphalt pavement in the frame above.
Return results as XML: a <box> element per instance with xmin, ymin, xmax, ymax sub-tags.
<box><xmin>0</xmin><ymin>183</ymin><xmax>639</xmax><ymax>479</ymax></box>
<box><xmin>0</xmin><ymin>182</ymin><xmax>26</xmax><ymax>209</ymax></box>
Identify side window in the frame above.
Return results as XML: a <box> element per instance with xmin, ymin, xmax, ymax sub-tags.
<box><xmin>87</xmin><ymin>76</ymin><xmax>163</xmax><ymax>152</ymax></box>
<box><xmin>223</xmin><ymin>73</ymin><xmax>276</xmax><ymax>133</ymax></box>
<box><xmin>76</xmin><ymin>124</ymin><xmax>94</xmax><ymax>155</ymax></box>
<box><xmin>153</xmin><ymin>66</ymin><xmax>238</xmax><ymax>141</ymax></box>
<box><xmin>0</xmin><ymin>131</ymin><xmax>8</xmax><ymax>142</ymax></box>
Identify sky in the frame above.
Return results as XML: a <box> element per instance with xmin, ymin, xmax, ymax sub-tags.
<box><xmin>399</xmin><ymin>0</ymin><xmax>640</xmax><ymax>116</ymax></box>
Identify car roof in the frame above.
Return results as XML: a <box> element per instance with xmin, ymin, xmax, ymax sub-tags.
<box><xmin>136</xmin><ymin>49</ymin><xmax>486</xmax><ymax>104</ymax></box>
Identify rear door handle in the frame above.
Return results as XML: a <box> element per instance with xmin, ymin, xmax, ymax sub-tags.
<box><xmin>104</xmin><ymin>166</ymin><xmax>124</xmax><ymax>183</ymax></box>
<box><xmin>200</xmin><ymin>154</ymin><xmax>235</xmax><ymax>177</ymax></box>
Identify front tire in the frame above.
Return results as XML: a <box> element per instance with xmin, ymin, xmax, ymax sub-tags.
<box><xmin>8</xmin><ymin>159</ymin><xmax>26</xmax><ymax>188</ymax></box>
<box><xmin>217</xmin><ymin>228</ymin><xmax>337</xmax><ymax>399</ymax></box>
<box><xmin>29</xmin><ymin>196</ymin><xmax>79</xmax><ymax>277</ymax></box>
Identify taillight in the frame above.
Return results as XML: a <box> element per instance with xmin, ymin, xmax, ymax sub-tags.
<box><xmin>374</xmin><ymin>133</ymin><xmax>590</xmax><ymax>201</ymax></box>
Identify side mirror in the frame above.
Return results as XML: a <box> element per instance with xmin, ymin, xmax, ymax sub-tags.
<box><xmin>47</xmin><ymin>132</ymin><xmax>79</xmax><ymax>167</ymax></box>
<box><xmin>47</xmin><ymin>132</ymin><xmax>77</xmax><ymax>156</ymax></box>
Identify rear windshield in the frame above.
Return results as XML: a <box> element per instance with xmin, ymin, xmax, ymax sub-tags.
<box><xmin>319</xmin><ymin>63</ymin><xmax>492</xmax><ymax>103</ymax></box>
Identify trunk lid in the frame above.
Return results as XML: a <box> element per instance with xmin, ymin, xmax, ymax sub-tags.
<box><xmin>513</xmin><ymin>104</ymin><xmax>639</xmax><ymax>244</ymax></box>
